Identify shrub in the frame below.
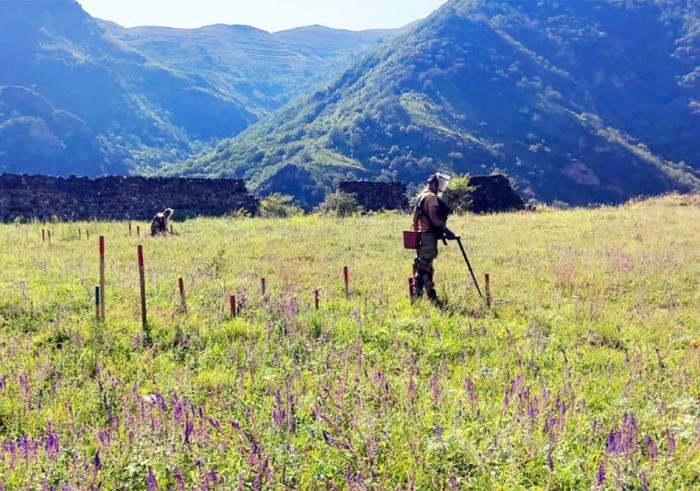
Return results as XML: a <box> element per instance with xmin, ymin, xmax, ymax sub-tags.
<box><xmin>317</xmin><ymin>191</ymin><xmax>362</xmax><ymax>218</ymax></box>
<box><xmin>259</xmin><ymin>194</ymin><xmax>304</xmax><ymax>218</ymax></box>
<box><xmin>442</xmin><ymin>174</ymin><xmax>475</xmax><ymax>214</ymax></box>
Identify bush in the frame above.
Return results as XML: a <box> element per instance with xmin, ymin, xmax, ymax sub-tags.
<box><xmin>442</xmin><ymin>174</ymin><xmax>475</xmax><ymax>214</ymax></box>
<box><xmin>259</xmin><ymin>194</ymin><xmax>304</xmax><ymax>218</ymax></box>
<box><xmin>317</xmin><ymin>191</ymin><xmax>362</xmax><ymax>218</ymax></box>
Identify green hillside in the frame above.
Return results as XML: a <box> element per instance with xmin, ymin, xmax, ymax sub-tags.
<box><xmin>1</xmin><ymin>196</ymin><xmax>699</xmax><ymax>488</ymax></box>
<box><xmin>0</xmin><ymin>1</ymin><xmax>397</xmax><ymax>177</ymax></box>
<box><xmin>103</xmin><ymin>22</ymin><xmax>398</xmax><ymax>116</ymax></box>
<box><xmin>171</xmin><ymin>0</ymin><xmax>700</xmax><ymax>207</ymax></box>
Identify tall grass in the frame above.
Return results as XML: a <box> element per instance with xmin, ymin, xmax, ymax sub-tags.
<box><xmin>0</xmin><ymin>196</ymin><xmax>698</xmax><ymax>489</ymax></box>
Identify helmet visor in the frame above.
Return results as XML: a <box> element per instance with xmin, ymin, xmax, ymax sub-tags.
<box><xmin>436</xmin><ymin>173</ymin><xmax>451</xmax><ymax>195</ymax></box>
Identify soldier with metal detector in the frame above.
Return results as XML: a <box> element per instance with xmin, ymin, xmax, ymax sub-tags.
<box><xmin>408</xmin><ymin>173</ymin><xmax>482</xmax><ymax>304</ymax></box>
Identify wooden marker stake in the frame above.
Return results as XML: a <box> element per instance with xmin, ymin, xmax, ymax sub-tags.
<box><xmin>42</xmin><ymin>229</ymin><xmax>45</xmax><ymax>243</ymax></box>
<box><xmin>178</xmin><ymin>277</ymin><xmax>187</xmax><ymax>314</ymax></box>
<box><xmin>408</xmin><ymin>278</ymin><xmax>415</xmax><ymax>303</ymax></box>
<box><xmin>78</xmin><ymin>228</ymin><xmax>82</xmax><ymax>240</ymax></box>
<box><xmin>170</xmin><ymin>224</ymin><xmax>174</xmax><ymax>236</ymax></box>
<box><xmin>343</xmin><ymin>266</ymin><xmax>349</xmax><ymax>299</ymax></box>
<box><xmin>137</xmin><ymin>225</ymin><xmax>141</xmax><ymax>238</ymax></box>
<box><xmin>485</xmin><ymin>274</ymin><xmax>492</xmax><ymax>308</ymax></box>
<box><xmin>230</xmin><ymin>294</ymin><xmax>237</xmax><ymax>319</ymax></box>
<box><xmin>138</xmin><ymin>245</ymin><xmax>147</xmax><ymax>328</ymax></box>
<box><xmin>95</xmin><ymin>286</ymin><xmax>100</xmax><ymax>322</ymax></box>
<box><xmin>261</xmin><ymin>277</ymin><xmax>266</xmax><ymax>296</ymax></box>
<box><xmin>99</xmin><ymin>236</ymin><xmax>106</xmax><ymax>321</ymax></box>
<box><xmin>314</xmin><ymin>289</ymin><xmax>320</xmax><ymax>310</ymax></box>
<box><xmin>129</xmin><ymin>222</ymin><xmax>132</xmax><ymax>236</ymax></box>
<box><xmin>47</xmin><ymin>230</ymin><xmax>51</xmax><ymax>246</ymax></box>
<box><xmin>86</xmin><ymin>230</ymin><xmax>90</xmax><ymax>241</ymax></box>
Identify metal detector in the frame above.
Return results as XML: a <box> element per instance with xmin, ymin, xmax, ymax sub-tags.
<box><xmin>454</xmin><ymin>237</ymin><xmax>483</xmax><ymax>298</ymax></box>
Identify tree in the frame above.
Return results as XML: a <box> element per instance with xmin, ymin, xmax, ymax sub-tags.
<box><xmin>442</xmin><ymin>174</ymin><xmax>475</xmax><ymax>214</ymax></box>
<box><xmin>259</xmin><ymin>194</ymin><xmax>304</xmax><ymax>218</ymax></box>
<box><xmin>317</xmin><ymin>191</ymin><xmax>362</xmax><ymax>218</ymax></box>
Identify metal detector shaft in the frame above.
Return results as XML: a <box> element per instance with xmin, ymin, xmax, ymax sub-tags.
<box><xmin>456</xmin><ymin>237</ymin><xmax>483</xmax><ymax>298</ymax></box>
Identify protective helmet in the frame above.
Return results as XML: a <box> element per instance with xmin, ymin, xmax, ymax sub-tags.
<box><xmin>428</xmin><ymin>173</ymin><xmax>451</xmax><ymax>195</ymax></box>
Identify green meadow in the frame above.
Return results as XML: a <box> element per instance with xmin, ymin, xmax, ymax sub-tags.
<box><xmin>0</xmin><ymin>195</ymin><xmax>699</xmax><ymax>489</ymax></box>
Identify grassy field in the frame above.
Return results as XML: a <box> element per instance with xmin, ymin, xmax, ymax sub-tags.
<box><xmin>0</xmin><ymin>196</ymin><xmax>699</xmax><ymax>489</ymax></box>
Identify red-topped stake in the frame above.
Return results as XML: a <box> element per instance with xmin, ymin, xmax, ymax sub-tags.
<box><xmin>138</xmin><ymin>245</ymin><xmax>147</xmax><ymax>328</ymax></box>
<box><xmin>485</xmin><ymin>274</ymin><xmax>492</xmax><ymax>308</ymax></box>
<box><xmin>343</xmin><ymin>266</ymin><xmax>349</xmax><ymax>299</ymax></box>
<box><xmin>178</xmin><ymin>277</ymin><xmax>187</xmax><ymax>314</ymax></box>
<box><xmin>230</xmin><ymin>294</ymin><xmax>237</xmax><ymax>319</ymax></box>
<box><xmin>99</xmin><ymin>236</ymin><xmax>106</xmax><ymax>321</ymax></box>
<box><xmin>261</xmin><ymin>277</ymin><xmax>266</xmax><ymax>296</ymax></box>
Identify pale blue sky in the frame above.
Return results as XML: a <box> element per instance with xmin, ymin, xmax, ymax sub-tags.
<box><xmin>78</xmin><ymin>0</ymin><xmax>449</xmax><ymax>32</ymax></box>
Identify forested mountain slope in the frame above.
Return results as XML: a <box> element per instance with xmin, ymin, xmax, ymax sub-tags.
<box><xmin>0</xmin><ymin>0</ymin><xmax>397</xmax><ymax>176</ymax></box>
<box><xmin>171</xmin><ymin>0</ymin><xmax>700</xmax><ymax>206</ymax></box>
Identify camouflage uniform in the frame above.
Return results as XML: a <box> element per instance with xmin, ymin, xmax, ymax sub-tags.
<box><xmin>413</xmin><ymin>191</ymin><xmax>442</xmax><ymax>301</ymax></box>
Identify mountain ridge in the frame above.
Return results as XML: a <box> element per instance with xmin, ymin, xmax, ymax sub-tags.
<box><xmin>0</xmin><ymin>0</ymin><xmax>400</xmax><ymax>176</ymax></box>
<box><xmin>167</xmin><ymin>0</ymin><xmax>700</xmax><ymax>207</ymax></box>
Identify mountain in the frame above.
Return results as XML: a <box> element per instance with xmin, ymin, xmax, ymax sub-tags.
<box><xmin>169</xmin><ymin>0</ymin><xmax>700</xmax><ymax>207</ymax></box>
<box><xmin>102</xmin><ymin>22</ymin><xmax>398</xmax><ymax>116</ymax></box>
<box><xmin>0</xmin><ymin>0</ymin><xmax>398</xmax><ymax>177</ymax></box>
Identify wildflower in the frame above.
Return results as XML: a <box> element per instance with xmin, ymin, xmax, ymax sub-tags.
<box><xmin>93</xmin><ymin>449</ymin><xmax>102</xmax><ymax>471</ymax></box>
<box><xmin>174</xmin><ymin>466</ymin><xmax>186</xmax><ymax>491</ymax></box>
<box><xmin>465</xmin><ymin>378</ymin><xmax>477</xmax><ymax>404</ymax></box>
<box><xmin>666</xmin><ymin>429</ymin><xmax>676</xmax><ymax>456</ymax></box>
<box><xmin>640</xmin><ymin>470</ymin><xmax>649</xmax><ymax>491</ymax></box>
<box><xmin>597</xmin><ymin>461</ymin><xmax>606</xmax><ymax>487</ymax></box>
<box><xmin>147</xmin><ymin>466</ymin><xmax>159</xmax><ymax>490</ymax></box>
<box><xmin>644</xmin><ymin>434</ymin><xmax>659</xmax><ymax>459</ymax></box>
<box><xmin>606</xmin><ymin>430</ymin><xmax>621</xmax><ymax>454</ymax></box>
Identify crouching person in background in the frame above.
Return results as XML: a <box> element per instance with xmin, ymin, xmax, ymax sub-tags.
<box><xmin>151</xmin><ymin>208</ymin><xmax>174</xmax><ymax>236</ymax></box>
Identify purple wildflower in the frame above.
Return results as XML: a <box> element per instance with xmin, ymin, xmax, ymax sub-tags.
<box><xmin>644</xmin><ymin>434</ymin><xmax>659</xmax><ymax>459</ymax></box>
<box><xmin>93</xmin><ymin>449</ymin><xmax>102</xmax><ymax>471</ymax></box>
<box><xmin>174</xmin><ymin>466</ymin><xmax>186</xmax><ymax>491</ymax></box>
<box><xmin>465</xmin><ymin>378</ymin><xmax>477</xmax><ymax>404</ymax></box>
<box><xmin>640</xmin><ymin>470</ymin><xmax>649</xmax><ymax>491</ymax></box>
<box><xmin>147</xmin><ymin>466</ymin><xmax>159</xmax><ymax>490</ymax></box>
<box><xmin>606</xmin><ymin>430</ymin><xmax>621</xmax><ymax>454</ymax></box>
<box><xmin>597</xmin><ymin>461</ymin><xmax>606</xmax><ymax>487</ymax></box>
<box><xmin>666</xmin><ymin>429</ymin><xmax>676</xmax><ymax>456</ymax></box>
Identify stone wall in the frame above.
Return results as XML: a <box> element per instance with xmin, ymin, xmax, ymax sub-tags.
<box><xmin>0</xmin><ymin>174</ymin><xmax>258</xmax><ymax>222</ymax></box>
<box><xmin>337</xmin><ymin>181</ymin><xmax>408</xmax><ymax>211</ymax></box>
<box><xmin>468</xmin><ymin>175</ymin><xmax>526</xmax><ymax>214</ymax></box>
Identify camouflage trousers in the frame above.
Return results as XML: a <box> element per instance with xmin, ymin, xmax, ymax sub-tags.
<box><xmin>414</xmin><ymin>232</ymin><xmax>438</xmax><ymax>301</ymax></box>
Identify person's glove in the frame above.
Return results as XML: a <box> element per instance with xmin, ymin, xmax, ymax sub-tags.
<box><xmin>444</xmin><ymin>229</ymin><xmax>457</xmax><ymax>241</ymax></box>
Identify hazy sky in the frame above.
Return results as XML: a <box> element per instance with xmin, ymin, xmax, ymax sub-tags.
<box><xmin>78</xmin><ymin>0</ymin><xmax>449</xmax><ymax>32</ymax></box>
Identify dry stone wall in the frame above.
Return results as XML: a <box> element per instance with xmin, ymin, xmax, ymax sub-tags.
<box><xmin>0</xmin><ymin>174</ymin><xmax>258</xmax><ymax>222</ymax></box>
<box><xmin>337</xmin><ymin>181</ymin><xmax>409</xmax><ymax>211</ymax></box>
